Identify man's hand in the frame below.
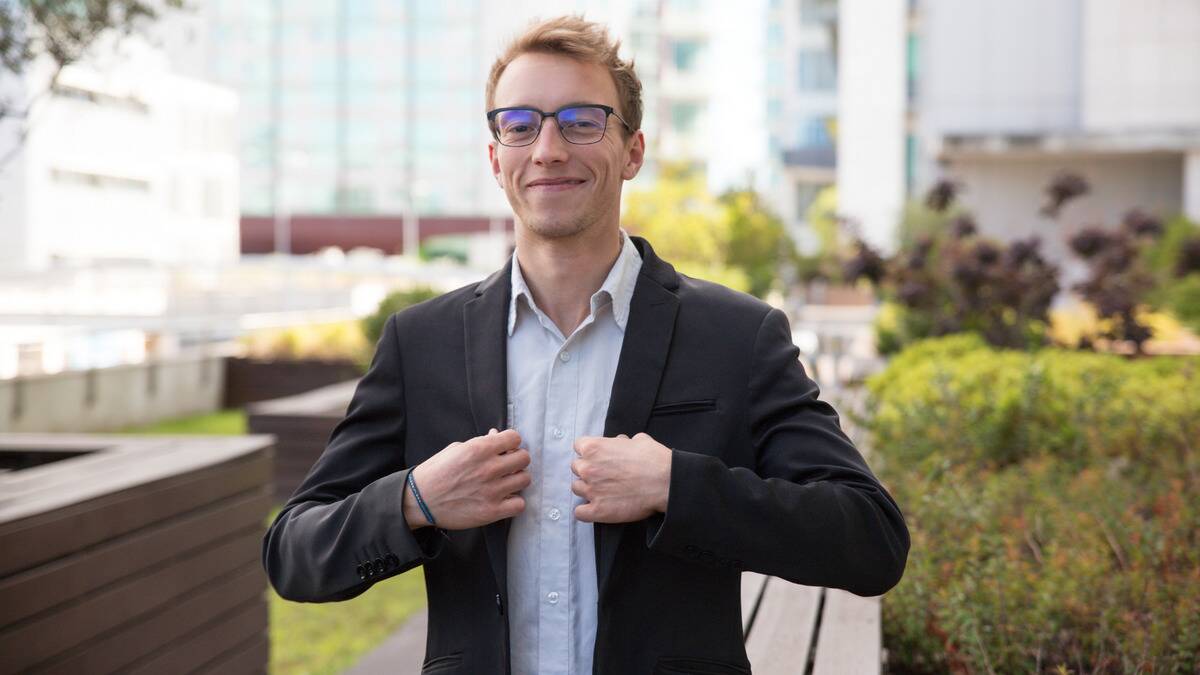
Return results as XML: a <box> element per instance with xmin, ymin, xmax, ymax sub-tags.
<box><xmin>571</xmin><ymin>433</ymin><xmax>672</xmax><ymax>523</ymax></box>
<box><xmin>405</xmin><ymin>429</ymin><xmax>531</xmax><ymax>530</ymax></box>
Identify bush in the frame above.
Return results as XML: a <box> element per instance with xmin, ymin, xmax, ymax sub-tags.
<box><xmin>239</xmin><ymin>322</ymin><xmax>368</xmax><ymax>363</ymax></box>
<box><xmin>867</xmin><ymin>336</ymin><xmax>1200</xmax><ymax>672</ymax></box>
<box><xmin>361</xmin><ymin>286</ymin><xmax>441</xmax><ymax>349</ymax></box>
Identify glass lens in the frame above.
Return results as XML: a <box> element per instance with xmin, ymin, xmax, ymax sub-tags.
<box><xmin>494</xmin><ymin>109</ymin><xmax>540</xmax><ymax>146</ymax></box>
<box><xmin>557</xmin><ymin>106</ymin><xmax>607</xmax><ymax>144</ymax></box>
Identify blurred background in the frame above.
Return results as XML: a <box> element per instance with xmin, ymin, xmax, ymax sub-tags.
<box><xmin>1</xmin><ymin>1</ymin><xmax>1198</xmax><ymax>674</ymax></box>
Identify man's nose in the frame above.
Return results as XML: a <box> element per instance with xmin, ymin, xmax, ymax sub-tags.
<box><xmin>530</xmin><ymin>117</ymin><xmax>570</xmax><ymax>165</ymax></box>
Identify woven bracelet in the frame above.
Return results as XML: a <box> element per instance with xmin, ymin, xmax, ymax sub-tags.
<box><xmin>406</xmin><ymin>471</ymin><xmax>438</xmax><ymax>527</ymax></box>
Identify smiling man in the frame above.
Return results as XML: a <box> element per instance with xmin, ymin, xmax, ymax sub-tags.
<box><xmin>263</xmin><ymin>16</ymin><xmax>909</xmax><ymax>675</ymax></box>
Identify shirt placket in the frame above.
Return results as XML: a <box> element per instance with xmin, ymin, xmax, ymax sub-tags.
<box><xmin>538</xmin><ymin>329</ymin><xmax>578</xmax><ymax>674</ymax></box>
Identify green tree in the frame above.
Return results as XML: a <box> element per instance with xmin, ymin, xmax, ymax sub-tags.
<box><xmin>623</xmin><ymin>164</ymin><xmax>791</xmax><ymax>298</ymax></box>
<box><xmin>1</xmin><ymin>0</ymin><xmax>184</xmax><ymax>166</ymax></box>
<box><xmin>719</xmin><ymin>189</ymin><xmax>794</xmax><ymax>298</ymax></box>
<box><xmin>361</xmin><ymin>286</ymin><xmax>441</xmax><ymax>352</ymax></box>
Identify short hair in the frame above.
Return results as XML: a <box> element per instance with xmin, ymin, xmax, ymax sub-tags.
<box><xmin>485</xmin><ymin>15</ymin><xmax>643</xmax><ymax>135</ymax></box>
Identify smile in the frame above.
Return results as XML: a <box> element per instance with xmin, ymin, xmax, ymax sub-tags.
<box><xmin>527</xmin><ymin>179</ymin><xmax>586</xmax><ymax>192</ymax></box>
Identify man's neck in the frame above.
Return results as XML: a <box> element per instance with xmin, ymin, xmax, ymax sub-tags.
<box><xmin>514</xmin><ymin>225</ymin><xmax>623</xmax><ymax>337</ymax></box>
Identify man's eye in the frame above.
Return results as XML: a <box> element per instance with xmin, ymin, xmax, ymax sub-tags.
<box><xmin>506</xmin><ymin>124</ymin><xmax>532</xmax><ymax>133</ymax></box>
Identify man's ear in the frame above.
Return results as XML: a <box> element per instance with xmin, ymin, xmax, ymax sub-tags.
<box><xmin>488</xmin><ymin>141</ymin><xmax>502</xmax><ymax>187</ymax></box>
<box><xmin>622</xmin><ymin>130</ymin><xmax>646</xmax><ymax>181</ymax></box>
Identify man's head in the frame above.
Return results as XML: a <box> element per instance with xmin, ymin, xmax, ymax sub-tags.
<box><xmin>486</xmin><ymin>16</ymin><xmax>645</xmax><ymax>242</ymax></box>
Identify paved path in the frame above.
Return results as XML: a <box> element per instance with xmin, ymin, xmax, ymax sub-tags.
<box><xmin>343</xmin><ymin>609</ymin><xmax>427</xmax><ymax>675</ymax></box>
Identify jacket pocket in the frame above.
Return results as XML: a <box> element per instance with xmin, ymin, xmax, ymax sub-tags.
<box><xmin>651</xmin><ymin>398</ymin><xmax>718</xmax><ymax>416</ymax></box>
<box><xmin>421</xmin><ymin>652</ymin><xmax>463</xmax><ymax>674</ymax></box>
<box><xmin>654</xmin><ymin>655</ymin><xmax>751</xmax><ymax>675</ymax></box>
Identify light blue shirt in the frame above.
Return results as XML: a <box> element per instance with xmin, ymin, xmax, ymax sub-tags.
<box><xmin>505</xmin><ymin>231</ymin><xmax>643</xmax><ymax>675</ymax></box>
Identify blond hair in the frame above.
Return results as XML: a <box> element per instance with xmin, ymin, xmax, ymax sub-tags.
<box><xmin>485</xmin><ymin>15</ymin><xmax>643</xmax><ymax>134</ymax></box>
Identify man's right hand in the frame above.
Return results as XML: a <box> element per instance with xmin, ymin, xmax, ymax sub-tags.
<box><xmin>404</xmin><ymin>428</ymin><xmax>531</xmax><ymax>530</ymax></box>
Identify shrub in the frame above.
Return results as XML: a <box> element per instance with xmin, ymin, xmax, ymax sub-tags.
<box><xmin>361</xmin><ymin>286</ymin><xmax>441</xmax><ymax>349</ymax></box>
<box><xmin>867</xmin><ymin>336</ymin><xmax>1200</xmax><ymax>672</ymax></box>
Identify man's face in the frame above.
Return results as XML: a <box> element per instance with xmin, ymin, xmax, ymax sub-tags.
<box><xmin>488</xmin><ymin>52</ymin><xmax>645</xmax><ymax>241</ymax></box>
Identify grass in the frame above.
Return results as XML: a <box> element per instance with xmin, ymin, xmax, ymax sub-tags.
<box><xmin>117</xmin><ymin>409</ymin><xmax>248</xmax><ymax>435</ymax></box>
<box><xmin>119</xmin><ymin>410</ymin><xmax>429</xmax><ymax>674</ymax></box>
<box><xmin>264</xmin><ymin>505</ymin><xmax>428</xmax><ymax>675</ymax></box>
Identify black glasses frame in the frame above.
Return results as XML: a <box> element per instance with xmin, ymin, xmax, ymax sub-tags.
<box><xmin>486</xmin><ymin>104</ymin><xmax>634</xmax><ymax>146</ymax></box>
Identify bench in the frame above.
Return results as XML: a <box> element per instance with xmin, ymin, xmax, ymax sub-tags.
<box><xmin>742</xmin><ymin>573</ymin><xmax>882</xmax><ymax>674</ymax></box>
<box><xmin>347</xmin><ymin>574</ymin><xmax>881</xmax><ymax>674</ymax></box>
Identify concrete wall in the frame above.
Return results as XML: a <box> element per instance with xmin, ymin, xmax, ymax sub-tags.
<box><xmin>922</xmin><ymin>0</ymin><xmax>1082</xmax><ymax>135</ymax></box>
<box><xmin>0</xmin><ymin>355</ymin><xmax>224</xmax><ymax>433</ymax></box>
<box><xmin>1082</xmin><ymin>0</ymin><xmax>1200</xmax><ymax>131</ymax></box>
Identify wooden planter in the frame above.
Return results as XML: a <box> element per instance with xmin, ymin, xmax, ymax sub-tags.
<box><xmin>0</xmin><ymin>434</ymin><xmax>274</xmax><ymax>674</ymax></box>
<box><xmin>247</xmin><ymin>380</ymin><xmax>358</xmax><ymax>502</ymax></box>
<box><xmin>223</xmin><ymin>357</ymin><xmax>362</xmax><ymax>409</ymax></box>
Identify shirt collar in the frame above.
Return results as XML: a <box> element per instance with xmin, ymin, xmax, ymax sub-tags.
<box><xmin>508</xmin><ymin>229</ymin><xmax>643</xmax><ymax>337</ymax></box>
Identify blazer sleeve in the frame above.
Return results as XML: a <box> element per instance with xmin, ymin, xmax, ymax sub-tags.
<box><xmin>262</xmin><ymin>313</ymin><xmax>444</xmax><ymax>602</ymax></box>
<box><xmin>646</xmin><ymin>307</ymin><xmax>910</xmax><ymax>597</ymax></box>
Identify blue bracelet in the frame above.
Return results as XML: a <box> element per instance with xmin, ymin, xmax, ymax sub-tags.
<box><xmin>407</xmin><ymin>471</ymin><xmax>438</xmax><ymax>527</ymax></box>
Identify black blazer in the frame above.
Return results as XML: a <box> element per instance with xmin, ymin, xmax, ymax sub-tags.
<box><xmin>263</xmin><ymin>236</ymin><xmax>909</xmax><ymax>675</ymax></box>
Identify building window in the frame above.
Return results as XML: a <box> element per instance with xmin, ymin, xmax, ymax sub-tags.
<box><xmin>797</xmin><ymin>116</ymin><xmax>833</xmax><ymax>148</ymax></box>
<box><xmin>671</xmin><ymin>102</ymin><xmax>701</xmax><ymax>132</ymax></box>
<box><xmin>672</xmin><ymin>40</ymin><xmax>703</xmax><ymax>71</ymax></box>
<box><xmin>799</xmin><ymin>0</ymin><xmax>837</xmax><ymax>26</ymax></box>
<box><xmin>798</xmin><ymin>49</ymin><xmax>836</xmax><ymax>91</ymax></box>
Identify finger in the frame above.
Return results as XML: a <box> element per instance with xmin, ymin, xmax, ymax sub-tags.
<box><xmin>574</xmin><ymin>503</ymin><xmax>595</xmax><ymax>522</ymax></box>
<box><xmin>573</xmin><ymin>436</ymin><xmax>596</xmax><ymax>456</ymax></box>
<box><xmin>495</xmin><ymin>448</ymin><xmax>531</xmax><ymax>475</ymax></box>
<box><xmin>497</xmin><ymin>469</ymin><xmax>531</xmax><ymax>495</ymax></box>
<box><xmin>570</xmin><ymin>458</ymin><xmax>581</xmax><ymax>477</ymax></box>
<box><xmin>617</xmin><ymin>433</ymin><xmax>630</xmax><ymax>439</ymax></box>
<box><xmin>480</xmin><ymin>428</ymin><xmax>522</xmax><ymax>453</ymax></box>
<box><xmin>498</xmin><ymin>494</ymin><xmax>526</xmax><ymax>519</ymax></box>
<box><xmin>571</xmin><ymin>479</ymin><xmax>588</xmax><ymax>499</ymax></box>
<box><xmin>489</xmin><ymin>428</ymin><xmax>497</xmax><ymax>434</ymax></box>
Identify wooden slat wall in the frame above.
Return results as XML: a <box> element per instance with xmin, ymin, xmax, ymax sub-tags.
<box><xmin>247</xmin><ymin>380</ymin><xmax>356</xmax><ymax>501</ymax></box>
<box><xmin>223</xmin><ymin>357</ymin><xmax>361</xmax><ymax>409</ymax></box>
<box><xmin>744</xmin><ymin>579</ymin><xmax>823</xmax><ymax>674</ymax></box>
<box><xmin>0</xmin><ymin>435</ymin><xmax>274</xmax><ymax>675</ymax></box>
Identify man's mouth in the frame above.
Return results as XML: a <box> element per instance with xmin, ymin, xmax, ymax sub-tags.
<box><xmin>527</xmin><ymin>178</ymin><xmax>586</xmax><ymax>192</ymax></box>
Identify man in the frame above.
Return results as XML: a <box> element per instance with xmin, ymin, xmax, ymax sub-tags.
<box><xmin>263</xmin><ymin>16</ymin><xmax>908</xmax><ymax>675</ymax></box>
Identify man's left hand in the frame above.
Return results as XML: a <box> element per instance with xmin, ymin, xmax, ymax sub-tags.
<box><xmin>571</xmin><ymin>433</ymin><xmax>672</xmax><ymax>523</ymax></box>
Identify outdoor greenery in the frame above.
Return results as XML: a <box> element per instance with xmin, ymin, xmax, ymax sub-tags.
<box><xmin>117</xmin><ymin>409</ymin><xmax>247</xmax><ymax>435</ymax></box>
<box><xmin>624</xmin><ymin>164</ymin><xmax>794</xmax><ymax>299</ymax></box>
<box><xmin>849</xmin><ymin>175</ymin><xmax>1200</xmax><ymax>354</ymax></box>
<box><xmin>867</xmin><ymin>335</ymin><xmax>1200</xmax><ymax>673</ymax></box>
<box><xmin>361</xmin><ymin>285</ymin><xmax>441</xmax><ymax>346</ymax></box>
<box><xmin>239</xmin><ymin>321</ymin><xmax>370</xmax><ymax>364</ymax></box>
<box><xmin>265</xmin><ymin>508</ymin><xmax>426</xmax><ymax>675</ymax></box>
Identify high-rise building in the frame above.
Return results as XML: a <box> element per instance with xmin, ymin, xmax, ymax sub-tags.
<box><xmin>176</xmin><ymin>0</ymin><xmax>635</xmax><ymax>219</ymax></box>
<box><xmin>765</xmin><ymin>0</ymin><xmax>840</xmax><ymax>251</ymax></box>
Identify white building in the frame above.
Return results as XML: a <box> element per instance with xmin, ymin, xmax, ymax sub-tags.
<box><xmin>837</xmin><ymin>0</ymin><xmax>1200</xmax><ymax>255</ymax></box>
<box><xmin>0</xmin><ymin>33</ymin><xmax>240</xmax><ymax>271</ymax></box>
<box><xmin>765</xmin><ymin>0</ymin><xmax>840</xmax><ymax>250</ymax></box>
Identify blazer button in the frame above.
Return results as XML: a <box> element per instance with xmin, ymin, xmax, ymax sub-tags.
<box><xmin>386</xmin><ymin>554</ymin><xmax>400</xmax><ymax>568</ymax></box>
<box><xmin>356</xmin><ymin>564</ymin><xmax>366</xmax><ymax>580</ymax></box>
<box><xmin>374</xmin><ymin>558</ymin><xmax>385</xmax><ymax>574</ymax></box>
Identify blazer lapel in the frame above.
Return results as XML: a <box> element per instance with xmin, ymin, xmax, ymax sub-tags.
<box><xmin>595</xmin><ymin>237</ymin><xmax>680</xmax><ymax>599</ymax></box>
<box><xmin>464</xmin><ymin>260</ymin><xmax>512</xmax><ymax>601</ymax></box>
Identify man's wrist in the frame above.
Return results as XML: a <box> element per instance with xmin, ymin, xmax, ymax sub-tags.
<box><xmin>402</xmin><ymin>469</ymin><xmax>430</xmax><ymax>530</ymax></box>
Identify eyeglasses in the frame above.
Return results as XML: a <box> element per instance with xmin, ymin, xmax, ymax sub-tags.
<box><xmin>486</xmin><ymin>104</ymin><xmax>634</xmax><ymax>147</ymax></box>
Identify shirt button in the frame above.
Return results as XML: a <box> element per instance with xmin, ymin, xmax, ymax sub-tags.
<box><xmin>548</xmin><ymin>508</ymin><xmax>561</xmax><ymax>521</ymax></box>
<box><xmin>547</xmin><ymin>591</ymin><xmax>560</xmax><ymax>604</ymax></box>
<box><xmin>559</xmin><ymin>351</ymin><xmax>571</xmax><ymax>363</ymax></box>
<box><xmin>552</xmin><ymin>427</ymin><xmax>564</xmax><ymax>439</ymax></box>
